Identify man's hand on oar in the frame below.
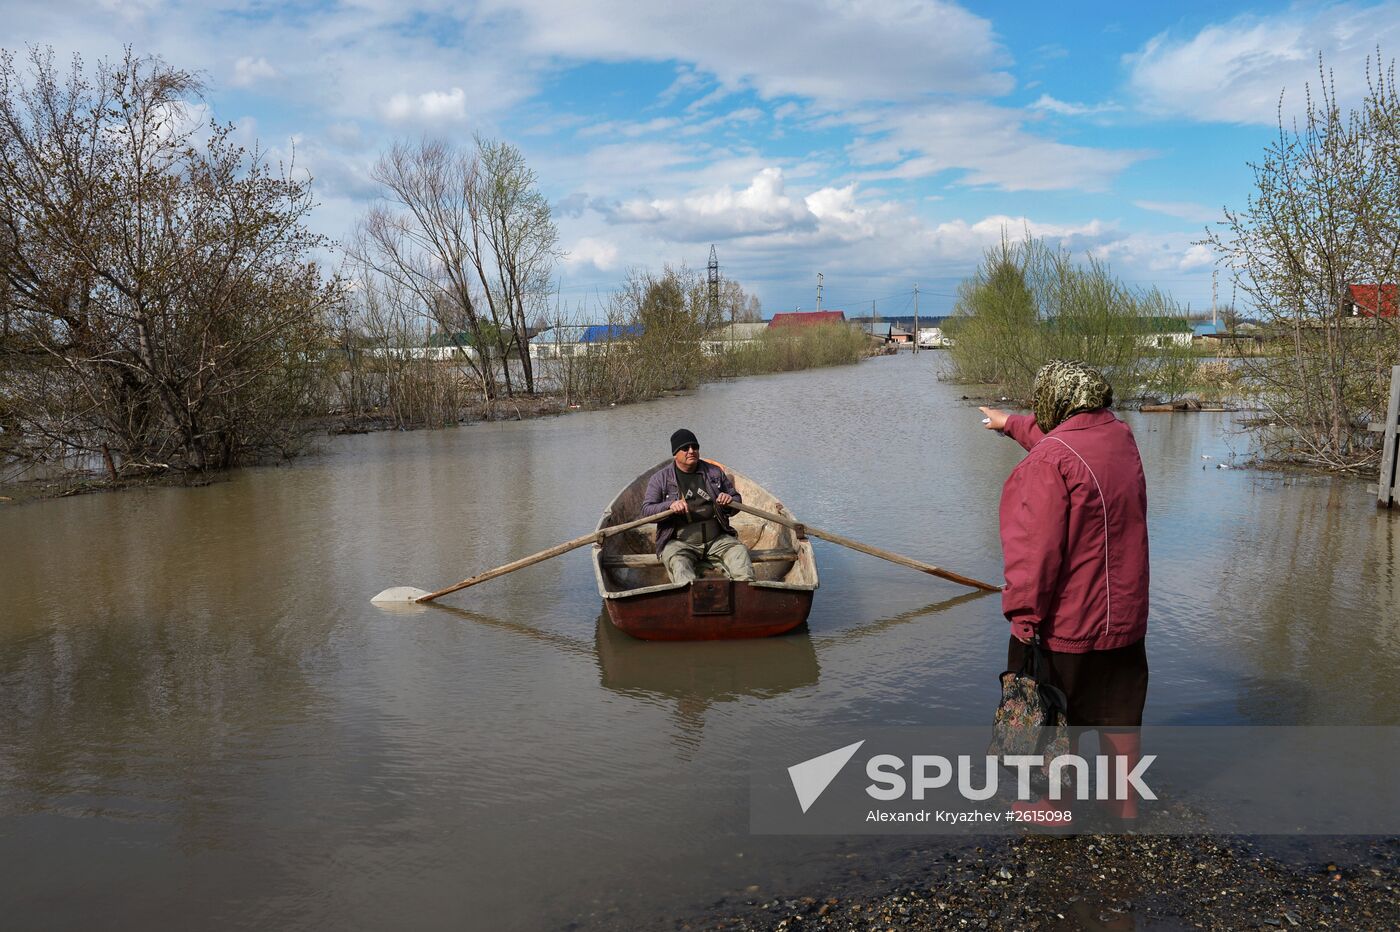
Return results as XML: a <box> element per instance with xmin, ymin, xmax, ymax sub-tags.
<box><xmin>371</xmin><ymin>510</ymin><xmax>671</xmax><ymax>606</ymax></box>
<box><xmin>726</xmin><ymin>500</ymin><xmax>1002</xmax><ymax>593</ymax></box>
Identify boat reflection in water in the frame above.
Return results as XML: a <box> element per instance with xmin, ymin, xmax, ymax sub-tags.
<box><xmin>595</xmin><ymin>612</ymin><xmax>820</xmax><ymax>748</ymax></box>
<box><xmin>594</xmin><ymin>612</ymin><xmax>819</xmax><ymax>700</ymax></box>
<box><xmin>420</xmin><ymin>588</ymin><xmax>993</xmax><ymax>750</ymax></box>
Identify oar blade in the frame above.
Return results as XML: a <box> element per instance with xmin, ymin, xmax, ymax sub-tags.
<box><xmin>371</xmin><ymin>586</ymin><xmax>432</xmax><ymax>605</ymax></box>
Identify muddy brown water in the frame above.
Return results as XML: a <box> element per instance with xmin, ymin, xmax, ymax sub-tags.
<box><xmin>2</xmin><ymin>353</ymin><xmax>1397</xmax><ymax>930</ymax></box>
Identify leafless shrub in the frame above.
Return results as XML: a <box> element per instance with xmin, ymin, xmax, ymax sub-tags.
<box><xmin>0</xmin><ymin>47</ymin><xmax>340</xmax><ymax>479</ymax></box>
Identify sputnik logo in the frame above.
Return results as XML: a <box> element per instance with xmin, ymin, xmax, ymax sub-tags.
<box><xmin>787</xmin><ymin>740</ymin><xmax>865</xmax><ymax>813</ymax></box>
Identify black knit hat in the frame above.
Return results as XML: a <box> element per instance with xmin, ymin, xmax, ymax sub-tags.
<box><xmin>670</xmin><ymin>428</ymin><xmax>699</xmax><ymax>454</ymax></box>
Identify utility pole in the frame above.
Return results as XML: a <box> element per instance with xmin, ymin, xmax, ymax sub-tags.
<box><xmin>913</xmin><ymin>282</ymin><xmax>919</xmax><ymax>355</ymax></box>
<box><xmin>816</xmin><ymin>272</ymin><xmax>823</xmax><ymax>313</ymax></box>
<box><xmin>708</xmin><ymin>244</ymin><xmax>721</xmax><ymax>321</ymax></box>
<box><xmin>1211</xmin><ymin>269</ymin><xmax>1218</xmax><ymax>329</ymax></box>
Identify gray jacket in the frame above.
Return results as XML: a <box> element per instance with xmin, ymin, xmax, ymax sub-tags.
<box><xmin>640</xmin><ymin>461</ymin><xmax>743</xmax><ymax>556</ymax></box>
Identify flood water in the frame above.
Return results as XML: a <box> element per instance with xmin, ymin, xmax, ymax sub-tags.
<box><xmin>2</xmin><ymin>352</ymin><xmax>1397</xmax><ymax>930</ymax></box>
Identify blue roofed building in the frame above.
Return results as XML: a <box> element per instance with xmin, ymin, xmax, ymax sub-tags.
<box><xmin>529</xmin><ymin>324</ymin><xmax>643</xmax><ymax>359</ymax></box>
<box><xmin>580</xmin><ymin>324</ymin><xmax>642</xmax><ymax>343</ymax></box>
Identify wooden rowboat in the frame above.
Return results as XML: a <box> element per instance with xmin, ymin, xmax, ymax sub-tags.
<box><xmin>592</xmin><ymin>461</ymin><xmax>818</xmax><ymax>640</ymax></box>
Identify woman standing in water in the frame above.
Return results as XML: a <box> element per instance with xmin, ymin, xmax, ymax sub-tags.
<box><xmin>980</xmin><ymin>360</ymin><xmax>1150</xmax><ymax>819</ymax></box>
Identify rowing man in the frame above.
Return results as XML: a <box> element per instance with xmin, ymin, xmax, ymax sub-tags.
<box><xmin>640</xmin><ymin>429</ymin><xmax>755</xmax><ymax>585</ymax></box>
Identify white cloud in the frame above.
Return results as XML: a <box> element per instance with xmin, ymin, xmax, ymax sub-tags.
<box><xmin>1085</xmin><ymin>233</ymin><xmax>1221</xmax><ymax>284</ymax></box>
<box><xmin>93</xmin><ymin>0</ymin><xmax>162</xmax><ymax>23</ymax></box>
<box><xmin>846</xmin><ymin>102</ymin><xmax>1148</xmax><ymax>192</ymax></box>
<box><xmin>478</xmin><ymin>0</ymin><xmax>1013</xmax><ymax>102</ymax></box>
<box><xmin>1028</xmin><ymin>94</ymin><xmax>1121</xmax><ymax>117</ymax></box>
<box><xmin>576</xmin><ymin>169</ymin><xmax>1157</xmax><ymax>282</ymax></box>
<box><xmin>231</xmin><ymin>55</ymin><xmax>276</xmax><ymax>88</ymax></box>
<box><xmin>4</xmin><ymin>1</ymin><xmax>542</xmax><ymax>132</ymax></box>
<box><xmin>564</xmin><ymin>236</ymin><xmax>620</xmax><ymax>270</ymax></box>
<box><xmin>383</xmin><ymin>87</ymin><xmax>469</xmax><ymax>124</ymax></box>
<box><xmin>684</xmin><ymin>85</ymin><xmax>737</xmax><ymax>115</ymax></box>
<box><xmin>326</xmin><ymin>121</ymin><xmax>368</xmax><ymax>151</ymax></box>
<box><xmin>609</xmin><ymin>167</ymin><xmax>815</xmax><ymax>239</ymax></box>
<box><xmin>578</xmin><ymin>116</ymin><xmax>681</xmax><ymax>139</ymax></box>
<box><xmin>658</xmin><ymin>65</ymin><xmax>708</xmax><ymax>106</ymax></box>
<box><xmin>1134</xmin><ymin>200</ymin><xmax>1219</xmax><ymax>223</ymax></box>
<box><xmin>549</xmin><ymin>165</ymin><xmax>1217</xmax><ymax>314</ymax></box>
<box><xmin>535</xmin><ymin>139</ymin><xmax>820</xmax><ymax>217</ymax></box>
<box><xmin>1126</xmin><ymin>3</ymin><xmax>1400</xmax><ymax>124</ymax></box>
<box><xmin>1179</xmin><ymin>243</ymin><xmax>1216</xmax><ymax>270</ymax></box>
<box><xmin>928</xmin><ymin>215</ymin><xmax>1114</xmax><ymax>262</ymax></box>
<box><xmin>772</xmin><ymin>102</ymin><xmax>803</xmax><ymax>122</ymax></box>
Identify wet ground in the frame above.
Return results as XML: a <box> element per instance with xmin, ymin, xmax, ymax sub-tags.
<box><xmin>685</xmin><ymin>834</ymin><xmax>1400</xmax><ymax>931</ymax></box>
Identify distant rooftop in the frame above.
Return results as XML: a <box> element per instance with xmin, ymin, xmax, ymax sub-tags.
<box><xmin>768</xmin><ymin>311</ymin><xmax>846</xmax><ymax>327</ymax></box>
<box><xmin>529</xmin><ymin>324</ymin><xmax>642</xmax><ymax>345</ymax></box>
<box><xmin>1346</xmin><ymin>283</ymin><xmax>1398</xmax><ymax>317</ymax></box>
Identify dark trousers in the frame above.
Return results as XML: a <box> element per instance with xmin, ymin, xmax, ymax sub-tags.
<box><xmin>1006</xmin><ymin>636</ymin><xmax>1149</xmax><ymax>727</ymax></box>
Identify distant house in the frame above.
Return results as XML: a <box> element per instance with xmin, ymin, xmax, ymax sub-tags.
<box><xmin>703</xmin><ymin>322</ymin><xmax>769</xmax><ymax>355</ymax></box>
<box><xmin>888</xmin><ymin>326</ymin><xmax>913</xmax><ymax>344</ymax></box>
<box><xmin>1343</xmin><ymin>284</ymin><xmax>1398</xmax><ymax>318</ymax></box>
<box><xmin>363</xmin><ymin>330</ymin><xmax>485</xmax><ymax>362</ymax></box>
<box><xmin>768</xmin><ymin>310</ymin><xmax>847</xmax><ymax>328</ymax></box>
<box><xmin>1129</xmin><ymin>317</ymin><xmax>1193</xmax><ymax>349</ymax></box>
<box><xmin>1198</xmin><ymin>330</ymin><xmax>1264</xmax><ymax>356</ymax></box>
<box><xmin>529</xmin><ymin>324</ymin><xmax>642</xmax><ymax>359</ymax></box>
<box><xmin>424</xmin><ymin>331</ymin><xmax>487</xmax><ymax>361</ymax></box>
<box><xmin>860</xmin><ymin>321</ymin><xmax>893</xmax><ymax>343</ymax></box>
<box><xmin>1192</xmin><ymin>321</ymin><xmax>1261</xmax><ymax>351</ymax></box>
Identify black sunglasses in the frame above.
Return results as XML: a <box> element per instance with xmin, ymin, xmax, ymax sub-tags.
<box><xmin>678</xmin><ymin>444</ymin><xmax>699</xmax><ymax>453</ymax></box>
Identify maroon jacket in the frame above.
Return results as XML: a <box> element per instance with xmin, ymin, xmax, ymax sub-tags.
<box><xmin>999</xmin><ymin>410</ymin><xmax>1149</xmax><ymax>653</ymax></box>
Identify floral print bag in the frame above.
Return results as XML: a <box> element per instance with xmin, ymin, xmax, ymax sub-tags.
<box><xmin>988</xmin><ymin>637</ymin><xmax>1074</xmax><ymax>792</ymax></box>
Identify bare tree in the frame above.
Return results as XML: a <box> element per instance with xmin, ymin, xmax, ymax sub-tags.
<box><xmin>0</xmin><ymin>47</ymin><xmax>338</xmax><ymax>478</ymax></box>
<box><xmin>351</xmin><ymin>137</ymin><xmax>560</xmax><ymax>402</ymax></box>
<box><xmin>351</xmin><ymin>140</ymin><xmax>498</xmax><ymax>401</ymax></box>
<box><xmin>470</xmin><ymin>137</ymin><xmax>558</xmax><ymax>395</ymax></box>
<box><xmin>719</xmin><ymin>279</ymin><xmax>762</xmax><ymax>322</ymax></box>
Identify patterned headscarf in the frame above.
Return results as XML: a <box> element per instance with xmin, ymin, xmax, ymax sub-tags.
<box><xmin>1031</xmin><ymin>360</ymin><xmax>1113</xmax><ymax>432</ymax></box>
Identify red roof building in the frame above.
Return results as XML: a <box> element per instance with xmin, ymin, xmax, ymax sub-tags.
<box><xmin>768</xmin><ymin>310</ymin><xmax>847</xmax><ymax>327</ymax></box>
<box><xmin>1345</xmin><ymin>284</ymin><xmax>1398</xmax><ymax>318</ymax></box>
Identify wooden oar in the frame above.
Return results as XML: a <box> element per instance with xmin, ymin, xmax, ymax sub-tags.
<box><xmin>726</xmin><ymin>500</ymin><xmax>1002</xmax><ymax>592</ymax></box>
<box><xmin>371</xmin><ymin>510</ymin><xmax>671</xmax><ymax>605</ymax></box>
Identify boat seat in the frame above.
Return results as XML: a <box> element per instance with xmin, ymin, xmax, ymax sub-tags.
<box><xmin>601</xmin><ymin>548</ymin><xmax>798</xmax><ymax>568</ymax></box>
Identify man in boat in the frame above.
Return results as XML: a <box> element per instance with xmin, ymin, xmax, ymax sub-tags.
<box><xmin>640</xmin><ymin>429</ymin><xmax>755</xmax><ymax>585</ymax></box>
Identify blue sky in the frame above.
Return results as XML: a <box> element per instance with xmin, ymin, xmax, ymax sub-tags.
<box><xmin>7</xmin><ymin>0</ymin><xmax>1400</xmax><ymax>318</ymax></box>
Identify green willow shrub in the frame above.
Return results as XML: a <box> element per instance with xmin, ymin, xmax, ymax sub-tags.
<box><xmin>946</xmin><ymin>236</ymin><xmax>1188</xmax><ymax>405</ymax></box>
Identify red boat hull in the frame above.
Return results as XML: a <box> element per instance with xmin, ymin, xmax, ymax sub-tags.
<box><xmin>603</xmin><ymin>578</ymin><xmax>813</xmax><ymax>641</ymax></box>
